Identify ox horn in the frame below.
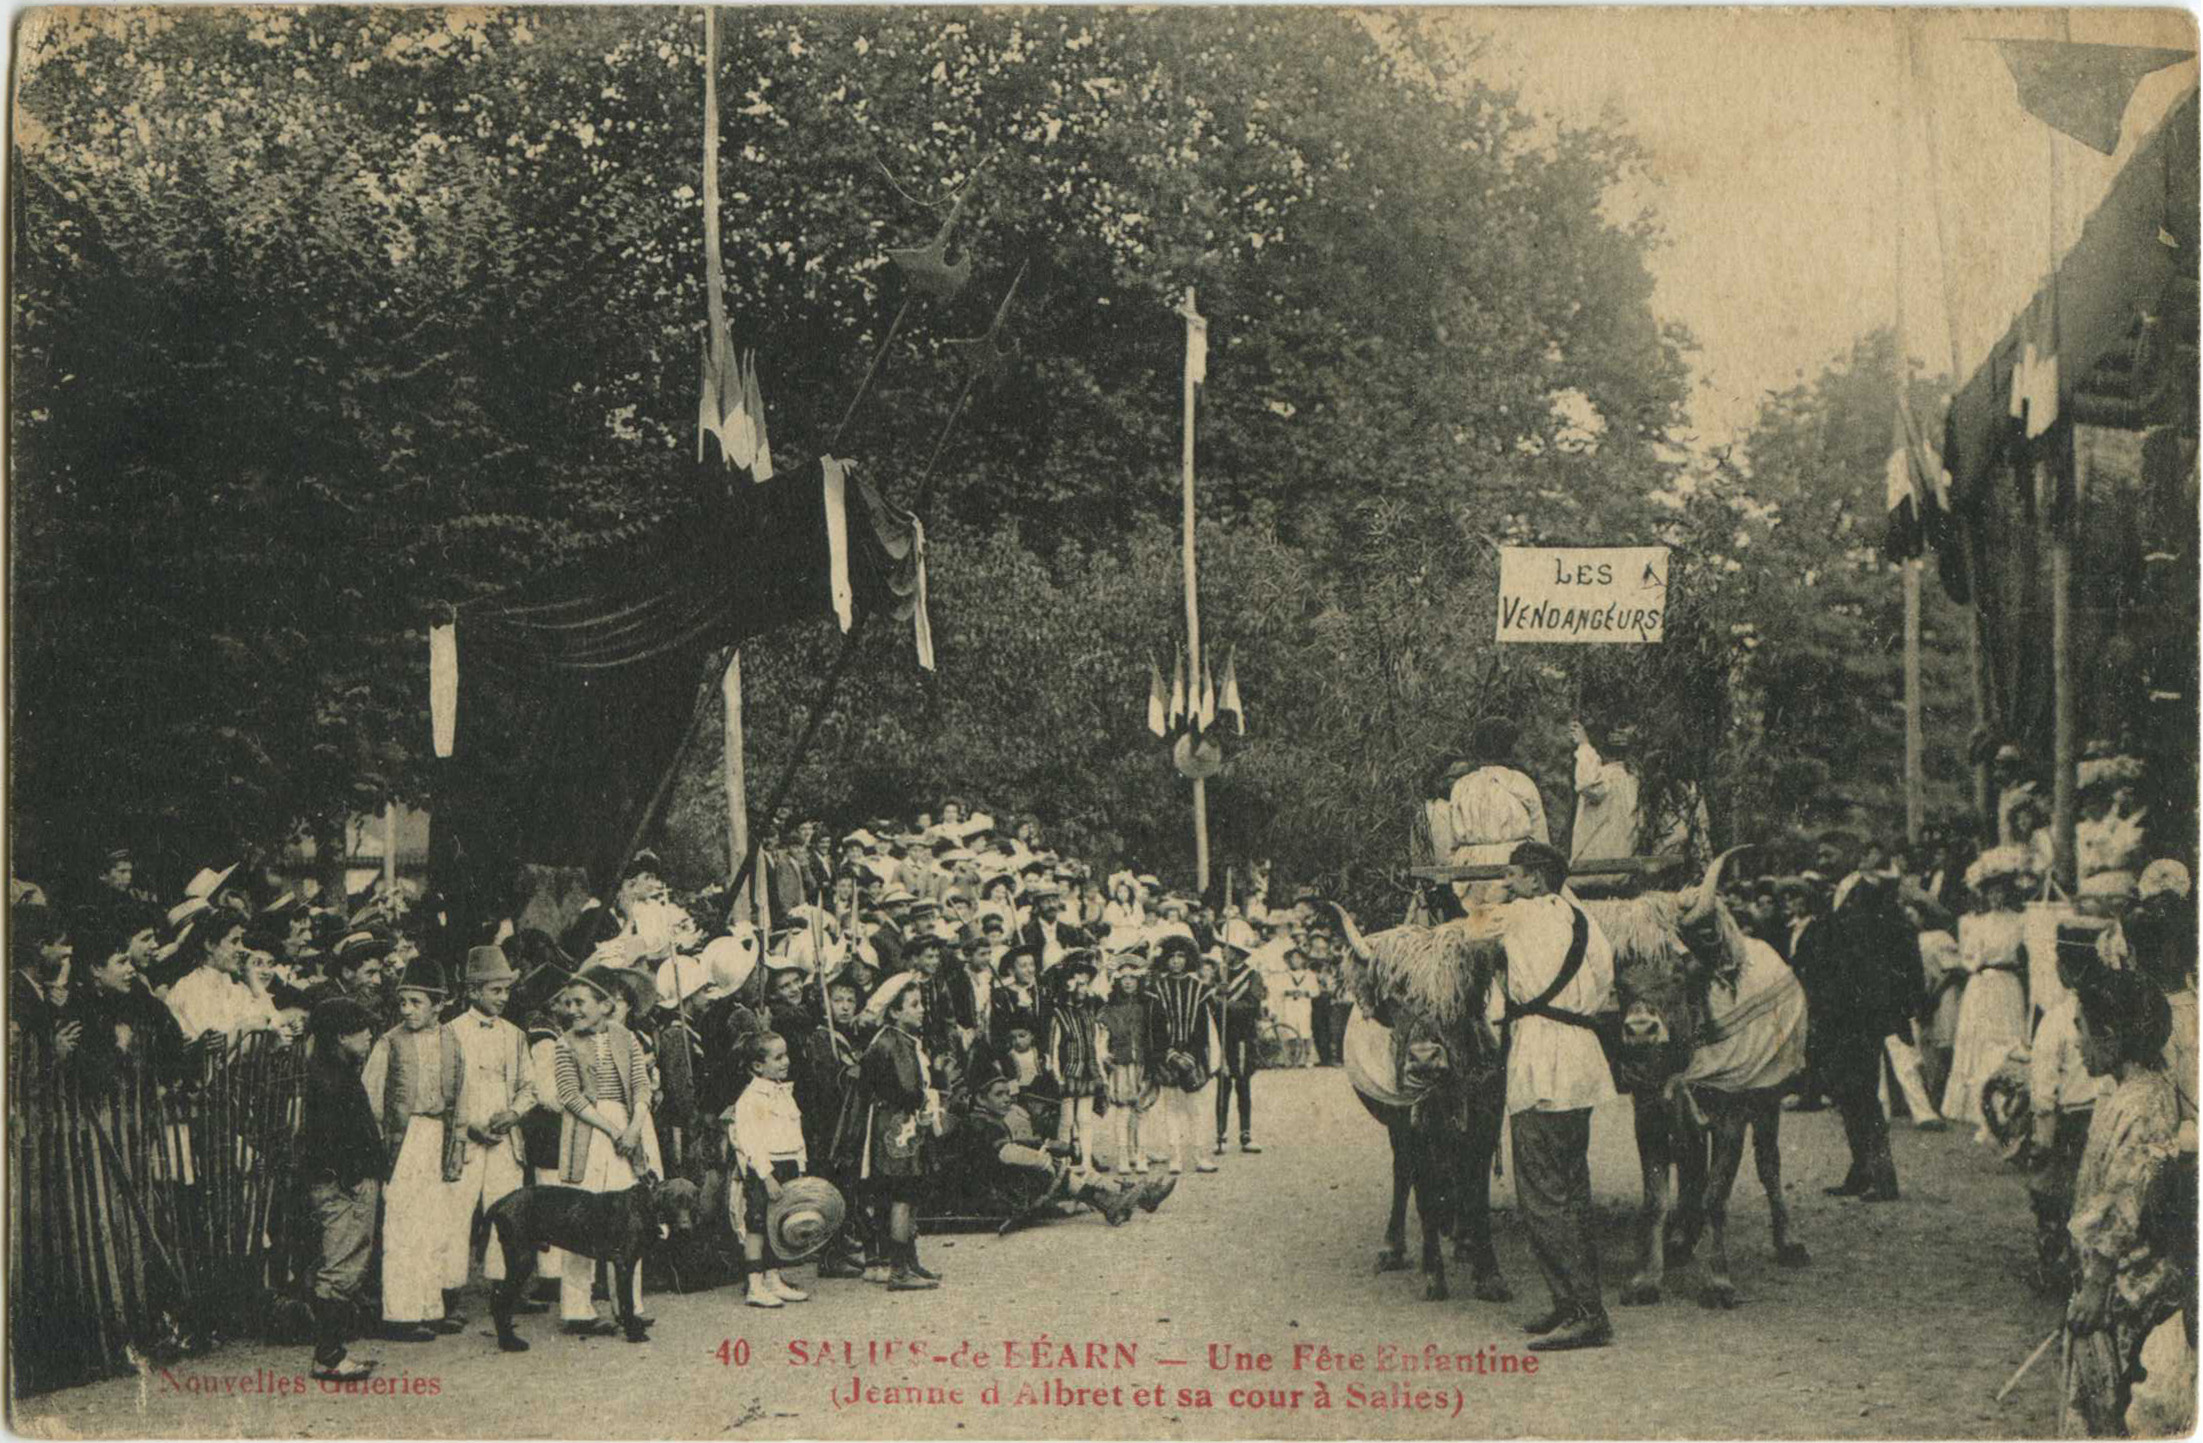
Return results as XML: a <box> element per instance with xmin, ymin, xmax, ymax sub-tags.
<box><xmin>1322</xmin><ymin>899</ymin><xmax>1375</xmax><ymax>966</ymax></box>
<box><xmin>1684</xmin><ymin>845</ymin><xmax>1753</xmax><ymax>924</ymax></box>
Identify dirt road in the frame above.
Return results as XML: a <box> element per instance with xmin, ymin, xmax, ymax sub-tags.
<box><xmin>13</xmin><ymin>1067</ymin><xmax>2065</xmax><ymax>1439</ymax></box>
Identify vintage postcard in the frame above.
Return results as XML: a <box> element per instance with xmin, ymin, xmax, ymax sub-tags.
<box><xmin>7</xmin><ymin>5</ymin><xmax>2198</xmax><ymax>1439</ymax></box>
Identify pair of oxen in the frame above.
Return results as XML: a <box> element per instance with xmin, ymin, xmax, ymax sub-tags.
<box><xmin>1331</xmin><ymin>849</ymin><xmax>1812</xmax><ymax>1311</ymax></box>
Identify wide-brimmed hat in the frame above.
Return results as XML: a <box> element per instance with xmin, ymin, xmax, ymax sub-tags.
<box><xmin>860</xmin><ymin>971</ymin><xmax>922</xmax><ymax>1024</ymax></box>
<box><xmin>464</xmin><ymin>944</ymin><xmax>519</xmax><ymax>985</ymax></box>
<box><xmin>2139</xmin><ymin>860</ymin><xmax>2192</xmax><ymax>901</ymax></box>
<box><xmin>656</xmin><ymin>952</ymin><xmax>711</xmax><ymax>1008</ymax></box>
<box><xmin>765</xmin><ymin>1177</ymin><xmax>847</xmax><ymax>1262</ymax></box>
<box><xmin>1962</xmin><ymin>845</ymin><xmax>2036</xmax><ymax>895</ymax></box>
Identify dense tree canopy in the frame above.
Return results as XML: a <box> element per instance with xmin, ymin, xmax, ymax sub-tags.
<box><xmin>13</xmin><ymin>7</ymin><xmax>1930</xmax><ymax>908</ymax></box>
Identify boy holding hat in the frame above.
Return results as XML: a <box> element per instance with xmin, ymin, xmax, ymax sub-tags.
<box><xmin>359</xmin><ymin>957</ymin><xmax>469</xmax><ymax>1341</ymax></box>
<box><xmin>729</xmin><ymin>1030</ymin><xmax>815</xmax><ymax>1309</ymax></box>
<box><xmin>448</xmin><ymin>944</ymin><xmax>536</xmax><ymax>1296</ymax></box>
<box><xmin>298</xmin><ymin>997</ymin><xmax>386</xmax><ymax>1381</ymax></box>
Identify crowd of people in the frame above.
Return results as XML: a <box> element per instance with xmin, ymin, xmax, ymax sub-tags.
<box><xmin>1703</xmin><ymin>753</ymin><xmax>2196</xmax><ymax>1436</ymax></box>
<box><xmin>8</xmin><ymin>802</ymin><xmax>1366</xmax><ymax>1385</ymax></box>
<box><xmin>8</xmin><ymin>729</ymin><xmax>2194</xmax><ymax>1426</ymax></box>
<box><xmin>1414</xmin><ymin>711</ymin><xmax>2193</xmax><ymax>1415</ymax></box>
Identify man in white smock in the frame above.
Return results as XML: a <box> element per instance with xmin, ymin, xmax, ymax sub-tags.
<box><xmin>1448</xmin><ymin>717</ymin><xmax>1548</xmax><ymax>907</ymax></box>
<box><xmin>1491</xmin><ymin>840</ymin><xmax>1616</xmax><ymax>1352</ymax></box>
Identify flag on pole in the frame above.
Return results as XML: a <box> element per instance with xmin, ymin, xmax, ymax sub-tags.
<box><xmin>1882</xmin><ymin>444</ymin><xmax>1925</xmax><ymax>562</ymax></box>
<box><xmin>428</xmin><ymin>622</ymin><xmax>458</xmax><ymax>758</ymax></box>
<box><xmin>1992</xmin><ymin>40</ymin><xmax>2193</xmax><ymax>155</ymax></box>
<box><xmin>1147</xmin><ymin>657</ymin><xmax>1168</xmax><ymax>737</ymax></box>
<box><xmin>1219</xmin><ymin>650</ymin><xmax>1245</xmax><ymax>735</ymax></box>
<box><xmin>1198</xmin><ymin>659</ymin><xmax>1218</xmax><ymax>732</ymax></box>
<box><xmin>1169</xmin><ymin>650</ymin><xmax>1188</xmax><ymax>734</ymax></box>
<box><xmin>1179</xmin><ymin>290</ymin><xmax>1208</xmax><ymax>386</ymax></box>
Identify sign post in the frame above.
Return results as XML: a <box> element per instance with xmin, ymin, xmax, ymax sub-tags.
<box><xmin>1494</xmin><ymin>546</ymin><xmax>1670</xmax><ymax>645</ymax></box>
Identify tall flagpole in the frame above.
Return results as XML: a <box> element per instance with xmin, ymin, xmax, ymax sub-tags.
<box><xmin>1179</xmin><ymin>288</ymin><xmax>1210</xmax><ymax>895</ymax></box>
<box><xmin>1910</xmin><ymin>22</ymin><xmax>1996</xmax><ymax>840</ymax></box>
<box><xmin>1895</xmin><ymin>13</ymin><xmax>1925</xmax><ymax>848</ymax></box>
<box><xmin>2046</xmin><ymin>10</ymin><xmax>2078</xmax><ymax>893</ymax></box>
<box><xmin>699</xmin><ymin>5</ymin><xmax>763</xmax><ymax>921</ymax></box>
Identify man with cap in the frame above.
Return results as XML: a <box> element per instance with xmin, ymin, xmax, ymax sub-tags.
<box><xmin>447</xmin><ymin>944</ymin><xmax>537</xmax><ymax>1300</ymax></box>
<box><xmin>1447</xmin><ymin>716</ymin><xmax>1549</xmax><ymax>906</ymax></box>
<box><xmin>298</xmin><ymin>997</ymin><xmax>386</xmax><ymax>1382</ymax></box>
<box><xmin>943</xmin><ymin>931</ymin><xmax>999</xmax><ymax>1055</ymax></box>
<box><xmin>359</xmin><ymin>956</ymin><xmax>469</xmax><ymax>1341</ymax></box>
<box><xmin>1211</xmin><ymin>941</ymin><xmax>1267</xmax><ymax>1157</ymax></box>
<box><xmin>900</xmin><ymin>929</ymin><xmax>961</xmax><ymax>1065</ymax></box>
<box><xmin>1816</xmin><ymin>831</ymin><xmax>1920</xmax><ymax>1201</ymax></box>
<box><xmin>2057</xmin><ymin>937</ymin><xmax>2187</xmax><ymax>1436</ymax></box>
<box><xmin>1492</xmin><ymin>840</ymin><xmax>1617</xmax><ymax>1352</ymax></box>
<box><xmin>1019</xmin><ymin>886</ymin><xmax>1072</xmax><ymax>970</ymax></box>
<box><xmin>307</xmin><ymin>932</ymin><xmax>392</xmax><ymax>1017</ymax></box>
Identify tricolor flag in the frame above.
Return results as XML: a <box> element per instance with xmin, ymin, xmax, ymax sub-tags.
<box><xmin>1169</xmin><ymin>650</ymin><xmax>1188</xmax><ymax>734</ymax></box>
<box><xmin>1219</xmin><ymin>650</ymin><xmax>1245</xmax><ymax>735</ymax></box>
<box><xmin>1147</xmin><ymin>657</ymin><xmax>1168</xmax><ymax>738</ymax></box>
<box><xmin>1883</xmin><ymin>444</ymin><xmax>1926</xmax><ymax>563</ymax></box>
<box><xmin>700</xmin><ymin>338</ymin><xmax>774</xmax><ymax>480</ymax></box>
<box><xmin>1198</xmin><ymin>659</ymin><xmax>1217</xmax><ymax>732</ymax></box>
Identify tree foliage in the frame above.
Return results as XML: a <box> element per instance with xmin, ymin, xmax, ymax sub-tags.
<box><xmin>15</xmin><ymin>7</ymin><xmax>1759</xmax><ymax>909</ymax></box>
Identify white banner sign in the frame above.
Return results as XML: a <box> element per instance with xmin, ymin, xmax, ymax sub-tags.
<box><xmin>1495</xmin><ymin>546</ymin><xmax>1669</xmax><ymax>644</ymax></box>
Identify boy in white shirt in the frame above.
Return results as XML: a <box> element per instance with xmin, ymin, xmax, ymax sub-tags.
<box><xmin>730</xmin><ymin>1031</ymin><xmax>812</xmax><ymax>1310</ymax></box>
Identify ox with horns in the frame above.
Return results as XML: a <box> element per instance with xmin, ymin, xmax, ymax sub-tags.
<box><xmin>1326</xmin><ymin>907</ymin><xmax>1510</xmax><ymax>1304</ymax></box>
<box><xmin>1326</xmin><ymin>846</ymin><xmax>1811</xmax><ymax>1312</ymax></box>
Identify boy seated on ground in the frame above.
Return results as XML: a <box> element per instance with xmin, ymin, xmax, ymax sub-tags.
<box><xmin>932</xmin><ymin>1057</ymin><xmax>1172</xmax><ymax>1231</ymax></box>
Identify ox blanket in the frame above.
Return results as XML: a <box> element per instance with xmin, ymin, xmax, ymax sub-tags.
<box><xmin>1679</xmin><ymin>937</ymin><xmax>1807</xmax><ymax>1095</ymax></box>
<box><xmin>1343</xmin><ymin>1005</ymin><xmax>1424</xmax><ymax>1109</ymax></box>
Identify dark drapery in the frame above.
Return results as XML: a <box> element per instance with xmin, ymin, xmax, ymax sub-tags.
<box><xmin>436</xmin><ymin>458</ymin><xmax>926</xmax><ymax>896</ymax></box>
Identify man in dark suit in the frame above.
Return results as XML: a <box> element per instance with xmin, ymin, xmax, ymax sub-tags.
<box><xmin>1782</xmin><ymin>878</ymin><xmax>1833</xmax><ymax>1110</ymax></box>
<box><xmin>1814</xmin><ymin>834</ymin><xmax>1924</xmax><ymax>1202</ymax></box>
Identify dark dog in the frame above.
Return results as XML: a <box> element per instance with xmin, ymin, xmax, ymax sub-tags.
<box><xmin>487</xmin><ymin>1173</ymin><xmax>699</xmax><ymax>1351</ymax></box>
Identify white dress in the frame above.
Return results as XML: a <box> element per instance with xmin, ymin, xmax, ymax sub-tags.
<box><xmin>1939</xmin><ymin>911</ymin><xmax>2029</xmax><ymax>1129</ymax></box>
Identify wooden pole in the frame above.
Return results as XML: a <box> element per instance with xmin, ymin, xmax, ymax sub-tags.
<box><xmin>2047</xmin><ymin>10</ymin><xmax>2078</xmax><ymax>893</ymax></box>
<box><xmin>699</xmin><ymin>7</ymin><xmax>762</xmax><ymax>923</ymax></box>
<box><xmin>1180</xmin><ymin>287</ymin><xmax>1209</xmax><ymax>895</ymax></box>
<box><xmin>1893</xmin><ymin>13</ymin><xmax>1924</xmax><ymax>848</ymax></box>
<box><xmin>1909</xmin><ymin>24</ymin><xmax>1997</xmax><ymax>839</ymax></box>
<box><xmin>383</xmin><ymin>801</ymin><xmax>399</xmax><ymax>895</ymax></box>
<box><xmin>1905</xmin><ymin>560</ymin><xmax>1925</xmax><ymax>845</ymax></box>
<box><xmin>722</xmin><ymin>649</ymin><xmax>752</xmax><ymax>906</ymax></box>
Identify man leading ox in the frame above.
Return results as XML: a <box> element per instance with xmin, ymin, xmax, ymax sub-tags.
<box><xmin>1494</xmin><ymin>840</ymin><xmax>1617</xmax><ymax>1352</ymax></box>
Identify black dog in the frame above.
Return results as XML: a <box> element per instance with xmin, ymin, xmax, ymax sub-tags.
<box><xmin>487</xmin><ymin>1172</ymin><xmax>699</xmax><ymax>1351</ymax></box>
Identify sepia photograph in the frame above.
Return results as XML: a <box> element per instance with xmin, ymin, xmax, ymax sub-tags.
<box><xmin>5</xmin><ymin>5</ymin><xmax>2198</xmax><ymax>1438</ymax></box>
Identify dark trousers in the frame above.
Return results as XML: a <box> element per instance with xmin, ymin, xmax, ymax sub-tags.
<box><xmin>1215</xmin><ymin>1037</ymin><xmax>1254</xmax><ymax>1140</ymax></box>
<box><xmin>1315</xmin><ymin>1001</ymin><xmax>1346</xmax><ymax>1064</ymax></box>
<box><xmin>1509</xmin><ymin>1107</ymin><xmax>1604</xmax><ymax>1320</ymax></box>
<box><xmin>1825</xmin><ymin>1033</ymin><xmax>1897</xmax><ymax>1191</ymax></box>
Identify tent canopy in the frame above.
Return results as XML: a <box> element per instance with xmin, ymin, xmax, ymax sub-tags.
<box><xmin>1939</xmin><ymin>87</ymin><xmax>2198</xmax><ymax>851</ymax></box>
